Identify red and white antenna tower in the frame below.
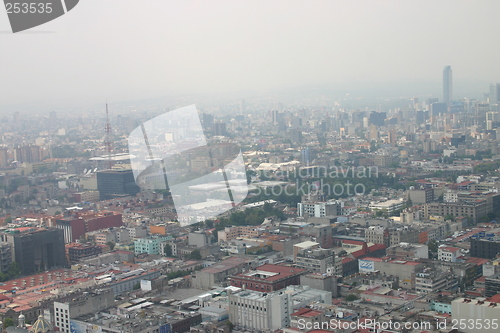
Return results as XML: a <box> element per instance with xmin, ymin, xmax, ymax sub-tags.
<box><xmin>104</xmin><ymin>103</ymin><xmax>114</xmax><ymax>170</ymax></box>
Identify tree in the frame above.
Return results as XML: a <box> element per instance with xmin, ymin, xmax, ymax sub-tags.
<box><xmin>189</xmin><ymin>249</ymin><xmax>202</xmax><ymax>260</ymax></box>
<box><xmin>106</xmin><ymin>241</ymin><xmax>115</xmax><ymax>251</ymax></box>
<box><xmin>7</xmin><ymin>262</ymin><xmax>21</xmax><ymax>280</ymax></box>
<box><xmin>345</xmin><ymin>294</ymin><xmax>358</xmax><ymax>301</ymax></box>
<box><xmin>428</xmin><ymin>239</ymin><xmax>438</xmax><ymax>259</ymax></box>
<box><xmin>164</xmin><ymin>244</ymin><xmax>173</xmax><ymax>257</ymax></box>
<box><xmin>226</xmin><ymin>320</ymin><xmax>234</xmax><ymax>332</ymax></box>
<box><xmin>133</xmin><ymin>282</ymin><xmax>141</xmax><ymax>290</ymax></box>
<box><xmin>444</xmin><ymin>214</ymin><xmax>455</xmax><ymax>222</ymax></box>
<box><xmin>263</xmin><ymin>202</ymin><xmax>273</xmax><ymax>212</ymax></box>
<box><xmin>3</xmin><ymin>318</ymin><xmax>14</xmax><ymax>328</ymax></box>
<box><xmin>205</xmin><ymin>220</ymin><xmax>214</xmax><ymax>229</ymax></box>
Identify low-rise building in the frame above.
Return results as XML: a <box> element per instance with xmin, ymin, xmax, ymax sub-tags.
<box><xmin>134</xmin><ymin>236</ymin><xmax>169</xmax><ymax>255</ymax></box>
<box><xmin>438</xmin><ymin>246</ymin><xmax>461</xmax><ymax>262</ymax></box>
<box><xmin>230</xmin><ymin>264</ymin><xmax>306</xmax><ymax>292</ymax></box>
<box><xmin>415</xmin><ymin>270</ymin><xmax>458</xmax><ymax>294</ymax></box>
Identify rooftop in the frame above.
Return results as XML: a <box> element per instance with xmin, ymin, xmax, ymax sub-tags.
<box><xmin>234</xmin><ymin>264</ymin><xmax>306</xmax><ymax>282</ymax></box>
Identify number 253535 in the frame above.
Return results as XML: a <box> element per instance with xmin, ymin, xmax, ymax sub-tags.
<box><xmin>5</xmin><ymin>3</ymin><xmax>53</xmax><ymax>14</ymax></box>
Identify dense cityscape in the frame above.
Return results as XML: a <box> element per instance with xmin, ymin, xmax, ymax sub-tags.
<box><xmin>0</xmin><ymin>65</ymin><xmax>497</xmax><ymax>333</ymax></box>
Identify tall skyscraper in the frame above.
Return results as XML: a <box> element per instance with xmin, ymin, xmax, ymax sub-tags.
<box><xmin>369</xmin><ymin>111</ymin><xmax>386</xmax><ymax>127</ymax></box>
<box><xmin>0</xmin><ymin>228</ymin><xmax>67</xmax><ymax>275</ymax></box>
<box><xmin>97</xmin><ymin>169</ymin><xmax>140</xmax><ymax>200</ymax></box>
<box><xmin>443</xmin><ymin>66</ymin><xmax>453</xmax><ymax>106</ymax></box>
<box><xmin>490</xmin><ymin>83</ymin><xmax>500</xmax><ymax>111</ymax></box>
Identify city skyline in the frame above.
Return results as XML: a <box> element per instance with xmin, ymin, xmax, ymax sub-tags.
<box><xmin>1</xmin><ymin>0</ymin><xmax>500</xmax><ymax>113</ymax></box>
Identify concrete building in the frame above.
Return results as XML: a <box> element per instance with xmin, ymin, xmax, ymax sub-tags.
<box><xmin>0</xmin><ymin>227</ymin><xmax>67</xmax><ymax>275</ymax></box>
<box><xmin>65</xmin><ymin>243</ymin><xmax>102</xmax><ymax>264</ymax></box>
<box><xmin>408</xmin><ymin>188</ymin><xmax>434</xmax><ymax>204</ymax></box>
<box><xmin>293</xmin><ymin>241</ymin><xmax>319</xmax><ymax>260</ymax></box>
<box><xmin>415</xmin><ymin>270</ymin><xmax>458</xmax><ymax>294</ymax></box>
<box><xmin>290</xmin><ymin>308</ymin><xmax>326</xmax><ymax>329</ymax></box>
<box><xmin>424</xmin><ymin>201</ymin><xmax>489</xmax><ymax>224</ymax></box>
<box><xmin>230</xmin><ymin>264</ymin><xmax>306</xmax><ymax>292</ymax></box>
<box><xmin>443</xmin><ymin>66</ymin><xmax>452</xmax><ymax>106</ymax></box>
<box><xmin>228</xmin><ymin>289</ymin><xmax>291</xmax><ymax>330</ymax></box>
<box><xmin>149</xmin><ymin>222</ymin><xmax>180</xmax><ymax>236</ymax></box>
<box><xmin>471</xmin><ymin>236</ymin><xmax>500</xmax><ymax>259</ymax></box>
<box><xmin>96</xmin><ymin>169</ymin><xmax>140</xmax><ymax>200</ymax></box>
<box><xmin>483</xmin><ymin>258</ymin><xmax>500</xmax><ymax>277</ymax></box>
<box><xmin>159</xmin><ymin>241</ymin><xmax>177</xmax><ymax>257</ymax></box>
<box><xmin>295</xmin><ymin>247</ymin><xmax>335</xmax><ymax>274</ymax></box>
<box><xmin>300</xmin><ymin>273</ymin><xmax>338</xmax><ymax>297</ymax></box>
<box><xmin>297</xmin><ymin>201</ymin><xmax>341</xmax><ymax>218</ymax></box>
<box><xmin>373</xmin><ymin>155</ymin><xmax>393</xmax><ymax>167</ymax></box>
<box><xmin>228</xmin><ymin>286</ymin><xmax>332</xmax><ymax>330</ymax></box>
<box><xmin>192</xmin><ymin>256</ymin><xmax>255</xmax><ymax>290</ymax></box>
<box><xmin>370</xmin><ymin>199</ymin><xmax>405</xmax><ymax>213</ymax></box>
<box><xmin>134</xmin><ymin>236</ymin><xmax>169</xmax><ymax>255</ymax></box>
<box><xmin>217</xmin><ymin>226</ymin><xmax>264</xmax><ymax>242</ymax></box>
<box><xmin>54</xmin><ymin>289</ymin><xmax>114</xmax><ymax>333</ymax></box>
<box><xmin>0</xmin><ymin>243</ymin><xmax>12</xmax><ymax>274</ymax></box>
<box><xmin>360</xmin><ymin>257</ymin><xmax>424</xmax><ymax>290</ymax></box>
<box><xmin>299</xmin><ymin>224</ymin><xmax>333</xmax><ymax>249</ymax></box>
<box><xmin>364</xmin><ymin>226</ymin><xmax>389</xmax><ymax>246</ymax></box>
<box><xmin>438</xmin><ymin>246</ymin><xmax>461</xmax><ymax>262</ymax></box>
<box><xmin>188</xmin><ymin>231</ymin><xmax>211</xmax><ymax>248</ymax></box>
<box><xmin>485</xmin><ymin>274</ymin><xmax>500</xmax><ymax>297</ymax></box>
<box><xmin>389</xmin><ymin>228</ymin><xmax>419</xmax><ymax>246</ymax></box>
<box><xmin>105</xmin><ymin>269</ymin><xmax>161</xmax><ymax>295</ymax></box>
<box><xmin>386</xmin><ymin>243</ymin><xmax>428</xmax><ymax>259</ymax></box>
<box><xmin>69</xmin><ymin>309</ymin><xmax>180</xmax><ymax>333</ymax></box>
<box><xmin>452</xmin><ymin>295</ymin><xmax>500</xmax><ymax>333</ymax></box>
<box><xmin>55</xmin><ymin>211</ymin><xmax>123</xmax><ymax>243</ymax></box>
<box><xmin>72</xmin><ymin>191</ymin><xmax>100</xmax><ymax>203</ymax></box>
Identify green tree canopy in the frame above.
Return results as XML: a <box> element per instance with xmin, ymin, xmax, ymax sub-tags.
<box><xmin>189</xmin><ymin>249</ymin><xmax>202</xmax><ymax>260</ymax></box>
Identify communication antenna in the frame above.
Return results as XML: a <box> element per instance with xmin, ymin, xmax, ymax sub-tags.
<box><xmin>105</xmin><ymin>103</ymin><xmax>114</xmax><ymax>169</ymax></box>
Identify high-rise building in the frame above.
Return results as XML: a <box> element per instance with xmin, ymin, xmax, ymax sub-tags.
<box><xmin>443</xmin><ymin>66</ymin><xmax>453</xmax><ymax>106</ymax></box>
<box><xmin>0</xmin><ymin>227</ymin><xmax>67</xmax><ymax>275</ymax></box>
<box><xmin>56</xmin><ymin>211</ymin><xmax>123</xmax><ymax>243</ymax></box>
<box><xmin>201</xmin><ymin>113</ymin><xmax>214</xmax><ymax>130</ymax></box>
<box><xmin>228</xmin><ymin>286</ymin><xmax>332</xmax><ymax>331</ymax></box>
<box><xmin>490</xmin><ymin>83</ymin><xmax>500</xmax><ymax>111</ymax></box>
<box><xmin>416</xmin><ymin>111</ymin><xmax>425</xmax><ymax>124</ymax></box>
<box><xmin>14</xmin><ymin>145</ymin><xmax>41</xmax><ymax>163</ymax></box>
<box><xmin>0</xmin><ymin>148</ymin><xmax>8</xmax><ymax>168</ymax></box>
<box><xmin>369</xmin><ymin>124</ymin><xmax>379</xmax><ymax>141</ymax></box>
<box><xmin>369</xmin><ymin>111</ymin><xmax>386</xmax><ymax>127</ymax></box>
<box><xmin>290</xmin><ymin>129</ymin><xmax>302</xmax><ymax>143</ymax></box>
<box><xmin>213</xmin><ymin>122</ymin><xmax>227</xmax><ymax>136</ymax></box>
<box><xmin>388</xmin><ymin>129</ymin><xmax>397</xmax><ymax>146</ymax></box>
<box><xmin>301</xmin><ymin>147</ymin><xmax>310</xmax><ymax>165</ymax></box>
<box><xmin>97</xmin><ymin>169</ymin><xmax>140</xmax><ymax>200</ymax></box>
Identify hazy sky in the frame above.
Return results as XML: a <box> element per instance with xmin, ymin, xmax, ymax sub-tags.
<box><xmin>1</xmin><ymin>0</ymin><xmax>500</xmax><ymax>111</ymax></box>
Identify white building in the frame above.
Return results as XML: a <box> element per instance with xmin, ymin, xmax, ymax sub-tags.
<box><xmin>438</xmin><ymin>246</ymin><xmax>461</xmax><ymax>262</ymax></box>
<box><xmin>228</xmin><ymin>286</ymin><xmax>332</xmax><ymax>331</ymax></box>
<box><xmin>297</xmin><ymin>201</ymin><xmax>341</xmax><ymax>218</ymax></box>
<box><xmin>370</xmin><ymin>199</ymin><xmax>405</xmax><ymax>213</ymax></box>
<box><xmin>228</xmin><ymin>290</ymin><xmax>291</xmax><ymax>330</ymax></box>
<box><xmin>443</xmin><ymin>190</ymin><xmax>459</xmax><ymax>203</ymax></box>
<box><xmin>54</xmin><ymin>289</ymin><xmax>114</xmax><ymax>333</ymax></box>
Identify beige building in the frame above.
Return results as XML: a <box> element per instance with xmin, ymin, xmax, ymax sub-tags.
<box><xmin>452</xmin><ymin>296</ymin><xmax>500</xmax><ymax>333</ymax></box>
<box><xmin>424</xmin><ymin>201</ymin><xmax>489</xmax><ymax>223</ymax></box>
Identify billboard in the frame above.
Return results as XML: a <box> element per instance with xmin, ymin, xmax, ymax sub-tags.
<box><xmin>70</xmin><ymin>321</ymin><xmax>102</xmax><ymax>333</ymax></box>
<box><xmin>358</xmin><ymin>259</ymin><xmax>375</xmax><ymax>273</ymax></box>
